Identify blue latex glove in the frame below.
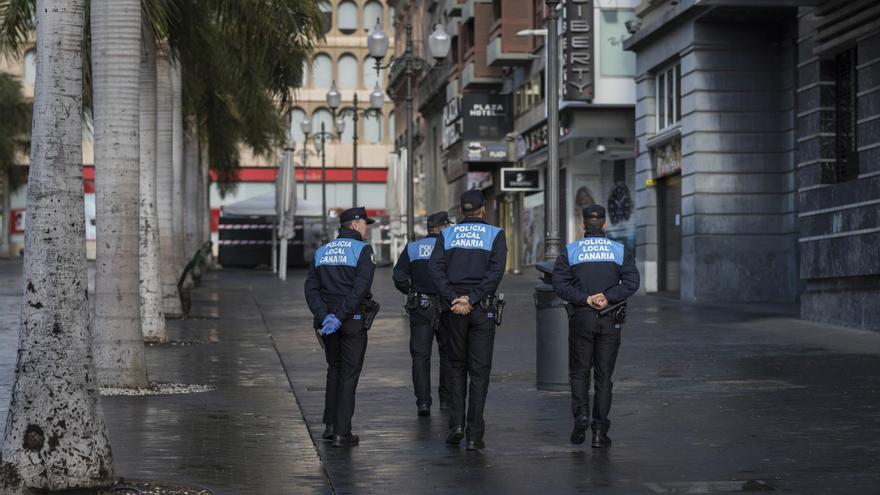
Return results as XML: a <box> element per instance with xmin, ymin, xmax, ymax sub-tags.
<box><xmin>320</xmin><ymin>314</ymin><xmax>341</xmax><ymax>336</ymax></box>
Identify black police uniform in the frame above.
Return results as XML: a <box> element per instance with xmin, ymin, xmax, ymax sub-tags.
<box><xmin>392</xmin><ymin>212</ymin><xmax>452</xmax><ymax>413</ymax></box>
<box><xmin>304</xmin><ymin>208</ymin><xmax>376</xmax><ymax>443</ymax></box>
<box><xmin>429</xmin><ymin>191</ymin><xmax>507</xmax><ymax>447</ymax></box>
<box><xmin>552</xmin><ymin>205</ymin><xmax>639</xmax><ymax>445</ymax></box>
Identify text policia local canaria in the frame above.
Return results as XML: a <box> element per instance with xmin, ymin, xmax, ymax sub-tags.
<box><xmin>320</xmin><ymin>240</ymin><xmax>354</xmax><ymax>264</ymax></box>
<box><xmin>450</xmin><ymin>225</ymin><xmax>489</xmax><ymax>249</ymax></box>
<box><xmin>576</xmin><ymin>238</ymin><xmax>616</xmax><ymax>262</ymax></box>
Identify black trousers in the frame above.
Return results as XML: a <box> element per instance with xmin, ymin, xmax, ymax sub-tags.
<box><xmin>322</xmin><ymin>315</ymin><xmax>368</xmax><ymax>436</ymax></box>
<box><xmin>409</xmin><ymin>306</ymin><xmax>451</xmax><ymax>407</ymax></box>
<box><xmin>568</xmin><ymin>310</ymin><xmax>621</xmax><ymax>432</ymax></box>
<box><xmin>443</xmin><ymin>307</ymin><xmax>496</xmax><ymax>441</ymax></box>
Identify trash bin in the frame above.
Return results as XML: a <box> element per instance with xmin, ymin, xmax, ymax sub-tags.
<box><xmin>534</xmin><ymin>261</ymin><xmax>570</xmax><ymax>391</ymax></box>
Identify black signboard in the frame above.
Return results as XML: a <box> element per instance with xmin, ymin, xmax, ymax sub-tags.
<box><xmin>500</xmin><ymin>168</ymin><xmax>541</xmax><ymax>192</ymax></box>
<box><xmin>564</xmin><ymin>0</ymin><xmax>594</xmax><ymax>101</ymax></box>
<box><xmin>460</xmin><ymin>94</ymin><xmax>511</xmax><ymax>162</ymax></box>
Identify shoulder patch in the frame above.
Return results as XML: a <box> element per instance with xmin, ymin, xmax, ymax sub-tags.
<box><xmin>315</xmin><ymin>239</ymin><xmax>366</xmax><ymax>267</ymax></box>
<box><xmin>443</xmin><ymin>224</ymin><xmax>500</xmax><ymax>252</ymax></box>
<box><xmin>567</xmin><ymin>238</ymin><xmax>624</xmax><ymax>266</ymax></box>
<box><xmin>407</xmin><ymin>237</ymin><xmax>437</xmax><ymax>261</ymax></box>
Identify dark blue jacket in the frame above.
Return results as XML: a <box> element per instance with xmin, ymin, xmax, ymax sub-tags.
<box><xmin>552</xmin><ymin>233</ymin><xmax>640</xmax><ymax>305</ymax></box>
<box><xmin>392</xmin><ymin>234</ymin><xmax>440</xmax><ymax>295</ymax></box>
<box><xmin>304</xmin><ymin>227</ymin><xmax>376</xmax><ymax>325</ymax></box>
<box><xmin>429</xmin><ymin>218</ymin><xmax>507</xmax><ymax>305</ymax></box>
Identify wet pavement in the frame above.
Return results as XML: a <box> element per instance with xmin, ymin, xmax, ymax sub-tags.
<box><xmin>2</xmin><ymin>257</ymin><xmax>880</xmax><ymax>494</ymax></box>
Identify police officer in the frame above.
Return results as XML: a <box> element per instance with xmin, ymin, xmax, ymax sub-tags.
<box><xmin>304</xmin><ymin>207</ymin><xmax>377</xmax><ymax>447</ymax></box>
<box><xmin>552</xmin><ymin>204</ymin><xmax>640</xmax><ymax>448</ymax></box>
<box><xmin>392</xmin><ymin>211</ymin><xmax>454</xmax><ymax>417</ymax></box>
<box><xmin>429</xmin><ymin>190</ymin><xmax>507</xmax><ymax>451</ymax></box>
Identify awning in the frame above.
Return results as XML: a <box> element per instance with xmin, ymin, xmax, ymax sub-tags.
<box><xmin>221</xmin><ymin>193</ymin><xmax>323</xmax><ymax>218</ymax></box>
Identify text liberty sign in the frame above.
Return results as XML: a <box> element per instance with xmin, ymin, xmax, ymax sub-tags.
<box><xmin>564</xmin><ymin>0</ymin><xmax>594</xmax><ymax>101</ymax></box>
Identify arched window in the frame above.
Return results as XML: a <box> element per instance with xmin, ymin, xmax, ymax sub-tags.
<box><xmin>312</xmin><ymin>108</ymin><xmax>334</xmax><ymax>137</ymax></box>
<box><xmin>339</xmin><ymin>112</ymin><xmax>354</xmax><ymax>144</ymax></box>
<box><xmin>23</xmin><ymin>49</ymin><xmax>36</xmax><ymax>85</ymax></box>
<box><xmin>388</xmin><ymin>111</ymin><xmax>395</xmax><ymax>144</ymax></box>
<box><xmin>312</xmin><ymin>53</ymin><xmax>333</xmax><ymax>88</ymax></box>
<box><xmin>319</xmin><ymin>1</ymin><xmax>332</xmax><ymax>34</ymax></box>
<box><xmin>363</xmin><ymin>1</ymin><xmax>383</xmax><ymax>31</ymax></box>
<box><xmin>364</xmin><ymin>111</ymin><xmax>383</xmax><ymax>144</ymax></box>
<box><xmin>363</xmin><ymin>55</ymin><xmax>383</xmax><ymax>90</ymax></box>
<box><xmin>288</xmin><ymin>107</ymin><xmax>307</xmax><ymax>144</ymax></box>
<box><xmin>337</xmin><ymin>1</ymin><xmax>358</xmax><ymax>34</ymax></box>
<box><xmin>337</xmin><ymin>53</ymin><xmax>358</xmax><ymax>89</ymax></box>
<box><xmin>301</xmin><ymin>60</ymin><xmax>309</xmax><ymax>88</ymax></box>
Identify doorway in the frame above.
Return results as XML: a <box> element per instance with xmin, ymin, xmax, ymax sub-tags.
<box><xmin>656</xmin><ymin>174</ymin><xmax>681</xmax><ymax>297</ymax></box>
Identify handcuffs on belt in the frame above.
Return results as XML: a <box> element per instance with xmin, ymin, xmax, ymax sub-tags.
<box><xmin>478</xmin><ymin>293</ymin><xmax>506</xmax><ymax>326</ymax></box>
<box><xmin>406</xmin><ymin>292</ymin><xmax>441</xmax><ymax>329</ymax></box>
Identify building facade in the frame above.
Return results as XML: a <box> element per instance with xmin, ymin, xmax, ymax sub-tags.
<box><xmin>625</xmin><ymin>0</ymin><xmax>879</xmax><ymax>330</ymax></box>
<box><xmin>387</xmin><ymin>0</ymin><xmax>639</xmax><ymax>271</ymax></box>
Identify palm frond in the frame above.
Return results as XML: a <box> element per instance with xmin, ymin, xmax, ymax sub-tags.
<box><xmin>0</xmin><ymin>0</ymin><xmax>35</xmax><ymax>55</ymax></box>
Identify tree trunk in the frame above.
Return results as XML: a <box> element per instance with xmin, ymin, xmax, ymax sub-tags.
<box><xmin>138</xmin><ymin>28</ymin><xmax>166</xmax><ymax>343</ymax></box>
<box><xmin>156</xmin><ymin>53</ymin><xmax>183</xmax><ymax>317</ymax></box>
<box><xmin>183</xmin><ymin>125</ymin><xmax>200</xmax><ymax>269</ymax></box>
<box><xmin>0</xmin><ymin>0</ymin><xmax>114</xmax><ymax>491</ymax></box>
<box><xmin>171</xmin><ymin>61</ymin><xmax>185</xmax><ymax>277</ymax></box>
<box><xmin>200</xmin><ymin>141</ymin><xmax>212</xmax><ymax>266</ymax></box>
<box><xmin>0</xmin><ymin>171</ymin><xmax>10</xmax><ymax>257</ymax></box>
<box><xmin>91</xmin><ymin>0</ymin><xmax>149</xmax><ymax>388</ymax></box>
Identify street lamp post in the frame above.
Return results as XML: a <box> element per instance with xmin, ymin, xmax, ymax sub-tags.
<box><xmin>368</xmin><ymin>20</ymin><xmax>451</xmax><ymax>241</ymax></box>
<box><xmin>544</xmin><ymin>0</ymin><xmax>562</xmax><ymax>260</ymax></box>
<box><xmin>327</xmin><ymin>82</ymin><xmax>385</xmax><ymax>208</ymax></box>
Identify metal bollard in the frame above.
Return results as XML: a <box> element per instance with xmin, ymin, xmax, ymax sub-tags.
<box><xmin>534</xmin><ymin>261</ymin><xmax>569</xmax><ymax>391</ymax></box>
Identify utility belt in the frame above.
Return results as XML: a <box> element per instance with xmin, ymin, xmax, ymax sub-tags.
<box><xmin>478</xmin><ymin>293</ymin><xmax>506</xmax><ymax>326</ymax></box>
<box><xmin>565</xmin><ymin>300</ymin><xmax>627</xmax><ymax>324</ymax></box>
<box><xmin>406</xmin><ymin>292</ymin><xmax>441</xmax><ymax>329</ymax></box>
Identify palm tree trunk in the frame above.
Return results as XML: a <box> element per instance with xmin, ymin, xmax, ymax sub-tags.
<box><xmin>139</xmin><ymin>27</ymin><xmax>166</xmax><ymax>343</ymax></box>
<box><xmin>0</xmin><ymin>0</ymin><xmax>114</xmax><ymax>491</ymax></box>
<box><xmin>0</xmin><ymin>171</ymin><xmax>10</xmax><ymax>257</ymax></box>
<box><xmin>91</xmin><ymin>0</ymin><xmax>149</xmax><ymax>388</ymax></box>
<box><xmin>200</xmin><ymin>141</ymin><xmax>212</xmax><ymax>265</ymax></box>
<box><xmin>184</xmin><ymin>125</ymin><xmax>200</xmax><ymax>269</ymax></box>
<box><xmin>156</xmin><ymin>53</ymin><xmax>183</xmax><ymax>317</ymax></box>
<box><xmin>171</xmin><ymin>61</ymin><xmax>186</xmax><ymax>277</ymax></box>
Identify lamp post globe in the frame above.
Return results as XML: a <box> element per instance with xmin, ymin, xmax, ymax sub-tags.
<box><xmin>300</xmin><ymin>117</ymin><xmax>311</xmax><ymax>135</ymax></box>
<box><xmin>370</xmin><ymin>82</ymin><xmax>385</xmax><ymax>110</ymax></box>
<box><xmin>428</xmin><ymin>24</ymin><xmax>451</xmax><ymax>60</ymax></box>
<box><xmin>335</xmin><ymin>116</ymin><xmax>346</xmax><ymax>135</ymax></box>
<box><xmin>326</xmin><ymin>82</ymin><xmax>342</xmax><ymax>110</ymax></box>
<box><xmin>367</xmin><ymin>19</ymin><xmax>389</xmax><ymax>60</ymax></box>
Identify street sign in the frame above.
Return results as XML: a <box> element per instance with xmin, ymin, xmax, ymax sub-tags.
<box><xmin>500</xmin><ymin>168</ymin><xmax>541</xmax><ymax>192</ymax></box>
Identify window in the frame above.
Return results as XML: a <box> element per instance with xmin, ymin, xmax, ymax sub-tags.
<box><xmin>339</xmin><ymin>112</ymin><xmax>354</xmax><ymax>144</ymax></box>
<box><xmin>363</xmin><ymin>1</ymin><xmax>383</xmax><ymax>31</ymax></box>
<box><xmin>338</xmin><ymin>1</ymin><xmax>358</xmax><ymax>34</ymax></box>
<box><xmin>514</xmin><ymin>72</ymin><xmax>544</xmax><ymax>116</ymax></box>
<box><xmin>364</xmin><ymin>111</ymin><xmax>383</xmax><ymax>144</ymax></box>
<box><xmin>288</xmin><ymin>107</ymin><xmax>307</xmax><ymax>144</ymax></box>
<box><xmin>319</xmin><ymin>1</ymin><xmax>332</xmax><ymax>34</ymax></box>
<box><xmin>312</xmin><ymin>53</ymin><xmax>333</xmax><ymax>88</ymax></box>
<box><xmin>301</xmin><ymin>60</ymin><xmax>309</xmax><ymax>88</ymax></box>
<box><xmin>337</xmin><ymin>53</ymin><xmax>359</xmax><ymax>89</ymax></box>
<box><xmin>312</xmin><ymin>108</ymin><xmax>334</xmax><ymax>136</ymax></box>
<box><xmin>827</xmin><ymin>47</ymin><xmax>860</xmax><ymax>182</ymax></box>
<box><xmin>600</xmin><ymin>10</ymin><xmax>636</xmax><ymax>77</ymax></box>
<box><xmin>363</xmin><ymin>55</ymin><xmax>382</xmax><ymax>90</ymax></box>
<box><xmin>655</xmin><ymin>63</ymin><xmax>681</xmax><ymax>132</ymax></box>
<box><xmin>23</xmin><ymin>49</ymin><xmax>36</xmax><ymax>85</ymax></box>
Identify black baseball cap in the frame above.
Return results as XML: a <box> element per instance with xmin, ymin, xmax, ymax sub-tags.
<box><xmin>339</xmin><ymin>206</ymin><xmax>376</xmax><ymax>225</ymax></box>
<box><xmin>582</xmin><ymin>204</ymin><xmax>606</xmax><ymax>220</ymax></box>
<box><xmin>426</xmin><ymin>211</ymin><xmax>453</xmax><ymax>229</ymax></box>
<box><xmin>460</xmin><ymin>189</ymin><xmax>484</xmax><ymax>212</ymax></box>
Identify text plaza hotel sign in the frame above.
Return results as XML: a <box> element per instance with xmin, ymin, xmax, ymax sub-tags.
<box><xmin>564</xmin><ymin>0</ymin><xmax>595</xmax><ymax>101</ymax></box>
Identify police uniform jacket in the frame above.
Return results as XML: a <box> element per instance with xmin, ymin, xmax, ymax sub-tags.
<box><xmin>552</xmin><ymin>233</ymin><xmax>640</xmax><ymax>305</ymax></box>
<box><xmin>392</xmin><ymin>234</ymin><xmax>440</xmax><ymax>295</ymax></box>
<box><xmin>428</xmin><ymin>218</ymin><xmax>508</xmax><ymax>305</ymax></box>
<box><xmin>304</xmin><ymin>227</ymin><xmax>376</xmax><ymax>326</ymax></box>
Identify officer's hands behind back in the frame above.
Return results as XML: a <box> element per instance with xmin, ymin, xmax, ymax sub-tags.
<box><xmin>320</xmin><ymin>314</ymin><xmax>342</xmax><ymax>335</ymax></box>
<box><xmin>451</xmin><ymin>296</ymin><xmax>473</xmax><ymax>315</ymax></box>
<box><xmin>587</xmin><ymin>293</ymin><xmax>608</xmax><ymax>310</ymax></box>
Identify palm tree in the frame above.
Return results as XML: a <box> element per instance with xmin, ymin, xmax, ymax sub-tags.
<box><xmin>90</xmin><ymin>0</ymin><xmax>149</xmax><ymax>388</ymax></box>
<box><xmin>0</xmin><ymin>0</ymin><xmax>114</xmax><ymax>491</ymax></box>
<box><xmin>139</xmin><ymin>24</ymin><xmax>166</xmax><ymax>342</ymax></box>
<box><xmin>0</xmin><ymin>73</ymin><xmax>30</xmax><ymax>257</ymax></box>
<box><xmin>156</xmin><ymin>51</ymin><xmax>183</xmax><ymax>316</ymax></box>
<box><xmin>171</xmin><ymin>61</ymin><xmax>185</xmax><ymax>277</ymax></box>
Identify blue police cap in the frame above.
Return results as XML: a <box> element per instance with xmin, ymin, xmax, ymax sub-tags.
<box><xmin>460</xmin><ymin>189</ymin><xmax>484</xmax><ymax>212</ymax></box>
<box><xmin>426</xmin><ymin>211</ymin><xmax>453</xmax><ymax>229</ymax></box>
<box><xmin>582</xmin><ymin>204</ymin><xmax>606</xmax><ymax>220</ymax></box>
<box><xmin>339</xmin><ymin>207</ymin><xmax>376</xmax><ymax>225</ymax></box>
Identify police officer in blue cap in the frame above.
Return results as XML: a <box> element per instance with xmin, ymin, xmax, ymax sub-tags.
<box><xmin>429</xmin><ymin>190</ymin><xmax>507</xmax><ymax>451</ymax></box>
<box><xmin>305</xmin><ymin>206</ymin><xmax>378</xmax><ymax>447</ymax></box>
<box><xmin>393</xmin><ymin>211</ymin><xmax>454</xmax><ymax>417</ymax></box>
<box><xmin>552</xmin><ymin>204</ymin><xmax>640</xmax><ymax>448</ymax></box>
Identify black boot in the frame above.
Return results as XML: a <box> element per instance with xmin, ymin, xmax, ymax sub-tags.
<box><xmin>591</xmin><ymin>421</ymin><xmax>611</xmax><ymax>448</ymax></box>
<box><xmin>417</xmin><ymin>404</ymin><xmax>431</xmax><ymax>417</ymax></box>
<box><xmin>332</xmin><ymin>433</ymin><xmax>360</xmax><ymax>447</ymax></box>
<box><xmin>570</xmin><ymin>409</ymin><xmax>590</xmax><ymax>445</ymax></box>
<box><xmin>466</xmin><ymin>439</ymin><xmax>485</xmax><ymax>451</ymax></box>
<box><xmin>321</xmin><ymin>424</ymin><xmax>335</xmax><ymax>440</ymax></box>
<box><xmin>446</xmin><ymin>425</ymin><xmax>464</xmax><ymax>445</ymax></box>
